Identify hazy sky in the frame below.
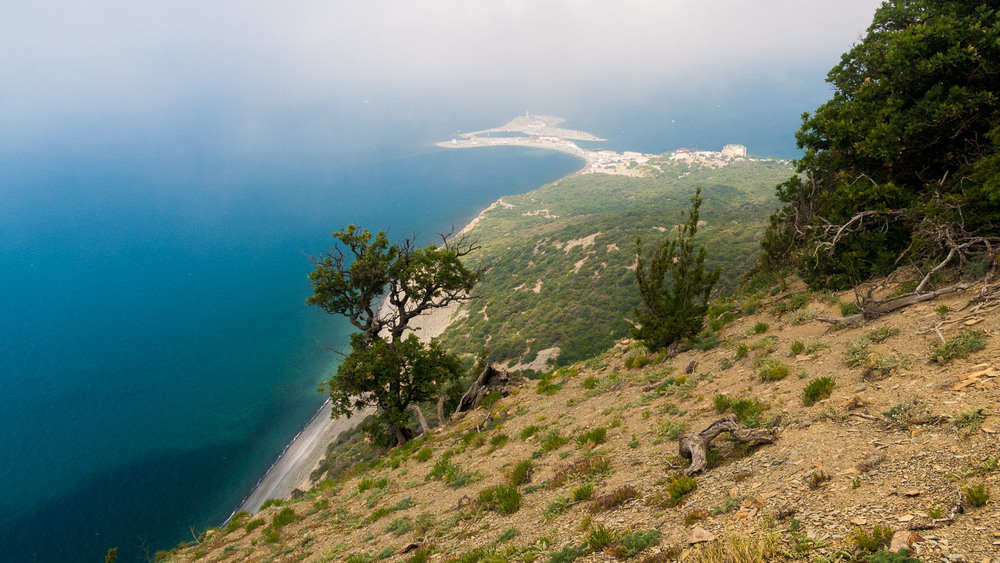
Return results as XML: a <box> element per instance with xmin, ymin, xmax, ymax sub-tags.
<box><xmin>1</xmin><ymin>1</ymin><xmax>884</xmax><ymax>152</ymax></box>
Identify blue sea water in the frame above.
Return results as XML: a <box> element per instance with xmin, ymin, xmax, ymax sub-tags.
<box><xmin>0</xmin><ymin>131</ymin><xmax>582</xmax><ymax>562</ymax></box>
<box><xmin>0</xmin><ymin>72</ymin><xmax>825</xmax><ymax>562</ymax></box>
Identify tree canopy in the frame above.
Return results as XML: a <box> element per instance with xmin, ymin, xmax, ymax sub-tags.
<box><xmin>308</xmin><ymin>225</ymin><xmax>479</xmax><ymax>445</ymax></box>
<box><xmin>764</xmin><ymin>0</ymin><xmax>1000</xmax><ymax>289</ymax></box>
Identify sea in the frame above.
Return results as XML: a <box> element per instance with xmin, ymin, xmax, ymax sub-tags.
<box><xmin>0</xmin><ymin>74</ymin><xmax>824</xmax><ymax>562</ymax></box>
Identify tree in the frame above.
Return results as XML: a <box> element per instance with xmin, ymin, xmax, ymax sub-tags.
<box><xmin>765</xmin><ymin>0</ymin><xmax>1000</xmax><ymax>289</ymax></box>
<box><xmin>632</xmin><ymin>187</ymin><xmax>720</xmax><ymax>353</ymax></box>
<box><xmin>308</xmin><ymin>225</ymin><xmax>479</xmax><ymax>446</ymax></box>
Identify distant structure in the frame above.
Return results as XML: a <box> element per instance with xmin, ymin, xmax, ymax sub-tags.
<box><xmin>721</xmin><ymin>144</ymin><xmax>747</xmax><ymax>158</ymax></box>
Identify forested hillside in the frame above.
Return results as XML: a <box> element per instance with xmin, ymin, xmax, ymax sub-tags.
<box><xmin>437</xmin><ymin>157</ymin><xmax>791</xmax><ymax>367</ymax></box>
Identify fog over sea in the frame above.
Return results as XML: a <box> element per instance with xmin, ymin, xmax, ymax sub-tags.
<box><xmin>0</xmin><ymin>77</ymin><xmax>825</xmax><ymax>562</ymax></box>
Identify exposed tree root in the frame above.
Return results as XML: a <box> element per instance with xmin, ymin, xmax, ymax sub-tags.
<box><xmin>678</xmin><ymin>414</ymin><xmax>780</xmax><ymax>475</ymax></box>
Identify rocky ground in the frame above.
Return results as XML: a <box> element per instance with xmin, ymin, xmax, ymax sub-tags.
<box><xmin>164</xmin><ymin>279</ymin><xmax>999</xmax><ymax>563</ymax></box>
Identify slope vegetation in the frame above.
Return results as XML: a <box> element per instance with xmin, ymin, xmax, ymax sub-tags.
<box><xmin>437</xmin><ymin>157</ymin><xmax>790</xmax><ymax>368</ymax></box>
<box><xmin>163</xmin><ymin>276</ymin><xmax>999</xmax><ymax>563</ymax></box>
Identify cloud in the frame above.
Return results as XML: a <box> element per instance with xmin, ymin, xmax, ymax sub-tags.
<box><xmin>0</xmin><ymin>0</ymin><xmax>882</xmax><ymax>146</ymax></box>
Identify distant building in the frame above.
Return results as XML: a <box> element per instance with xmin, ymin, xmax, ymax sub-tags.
<box><xmin>721</xmin><ymin>144</ymin><xmax>747</xmax><ymax>158</ymax></box>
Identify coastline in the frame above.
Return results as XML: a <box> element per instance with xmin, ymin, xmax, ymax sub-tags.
<box><xmin>235</xmin><ymin>264</ymin><xmax>474</xmax><ymax>515</ymax></box>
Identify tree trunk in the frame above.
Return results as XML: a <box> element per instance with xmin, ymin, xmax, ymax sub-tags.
<box><xmin>436</xmin><ymin>396</ymin><xmax>446</xmax><ymax>428</ymax></box>
<box><xmin>454</xmin><ymin>364</ymin><xmax>512</xmax><ymax>415</ymax></box>
<box><xmin>678</xmin><ymin>414</ymin><xmax>780</xmax><ymax>475</ymax></box>
<box><xmin>392</xmin><ymin>425</ymin><xmax>407</xmax><ymax>447</ymax></box>
<box><xmin>408</xmin><ymin>404</ymin><xmax>431</xmax><ymax>435</ymax></box>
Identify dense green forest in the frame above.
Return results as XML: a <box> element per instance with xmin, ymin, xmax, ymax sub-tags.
<box><xmin>437</xmin><ymin>157</ymin><xmax>791</xmax><ymax>367</ymax></box>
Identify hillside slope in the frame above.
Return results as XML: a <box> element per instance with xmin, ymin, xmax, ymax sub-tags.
<box><xmin>163</xmin><ymin>278</ymin><xmax>999</xmax><ymax>563</ymax></box>
<box><xmin>437</xmin><ymin>157</ymin><xmax>791</xmax><ymax>368</ymax></box>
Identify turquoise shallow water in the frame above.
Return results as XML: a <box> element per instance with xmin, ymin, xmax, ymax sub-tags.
<box><xmin>0</xmin><ymin>138</ymin><xmax>582</xmax><ymax>562</ymax></box>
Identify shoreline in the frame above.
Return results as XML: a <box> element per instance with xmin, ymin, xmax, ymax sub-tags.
<box><xmin>235</xmin><ymin>267</ymin><xmax>472</xmax><ymax>516</ymax></box>
<box><xmin>234</xmin><ymin>401</ymin><xmax>371</xmax><ymax>516</ymax></box>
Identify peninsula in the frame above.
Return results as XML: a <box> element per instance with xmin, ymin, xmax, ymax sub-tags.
<box><xmin>438</xmin><ymin>114</ymin><xmax>755</xmax><ymax>177</ymax></box>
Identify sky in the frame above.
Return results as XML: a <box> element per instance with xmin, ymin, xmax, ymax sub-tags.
<box><xmin>0</xmin><ymin>1</ymin><xmax>885</xmax><ymax>155</ymax></box>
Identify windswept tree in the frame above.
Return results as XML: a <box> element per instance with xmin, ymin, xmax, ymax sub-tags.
<box><xmin>307</xmin><ymin>225</ymin><xmax>479</xmax><ymax>446</ymax></box>
<box><xmin>764</xmin><ymin>0</ymin><xmax>1000</xmax><ymax>289</ymax></box>
<box><xmin>632</xmin><ymin>187</ymin><xmax>720</xmax><ymax>353</ymax></box>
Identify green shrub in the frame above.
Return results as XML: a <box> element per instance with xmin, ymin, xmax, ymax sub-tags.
<box><xmin>666</xmin><ymin>476</ymin><xmax>697</xmax><ymax>506</ymax></box>
<box><xmin>572</xmin><ymin>483</ymin><xmax>594</xmax><ymax>502</ymax></box>
<box><xmin>481</xmin><ymin>390</ymin><xmax>503</xmax><ymax>409</ymax></box>
<box><xmin>519</xmin><ymin>425</ymin><xmax>541</xmax><ymax>440</ymax></box>
<box><xmin>498</xmin><ymin>528</ymin><xmax>519</xmax><ymax>542</ymax></box>
<box><xmin>655</xmin><ymin>420</ymin><xmax>688</xmax><ymax>440</ymax></box>
<box><xmin>243</xmin><ymin>518</ymin><xmax>265</xmax><ymax>533</ymax></box>
<box><xmin>729</xmin><ymin>397</ymin><xmax>767</xmax><ymax>427</ymax></box>
<box><xmin>802</xmin><ymin>377</ymin><xmax>835</xmax><ymax>406</ymax></box>
<box><xmin>262</xmin><ymin>527</ymin><xmax>281</xmax><ymax>544</ymax></box>
<box><xmin>586</xmin><ymin>523</ymin><xmax>619</xmax><ymax>550</ymax></box>
<box><xmin>478</xmin><ymin>485</ymin><xmax>522</xmax><ymax>514</ymax></box>
<box><xmin>849</xmin><ymin>523</ymin><xmax>893</xmax><ymax>552</ymax></box>
<box><xmin>932</xmin><ymin>329</ymin><xmax>987</xmax><ymax>362</ymax></box>
<box><xmin>547</xmin><ymin>544</ymin><xmax>585</xmax><ymax>563</ymax></box>
<box><xmin>508</xmin><ymin>459</ymin><xmax>534</xmax><ymax>486</ymax></box>
<box><xmin>489</xmin><ymin>433</ymin><xmax>510</xmax><ymax>449</ymax></box>
<box><xmin>866</xmin><ymin>326</ymin><xmax>900</xmax><ymax>343</ymax></box>
<box><xmin>751</xmin><ymin>321</ymin><xmax>769</xmax><ymax>334</ymax></box>
<box><xmin>867</xmin><ymin>549</ymin><xmax>922</xmax><ymax>563</ymax></box>
<box><xmin>414</xmin><ymin>448</ymin><xmax>433</xmax><ymax>462</ymax></box>
<box><xmin>406</xmin><ymin>548</ymin><xmax>433</xmax><ymax>563</ymax></box>
<box><xmin>772</xmin><ymin>293</ymin><xmax>810</xmax><ymax>315</ymax></box>
<box><xmin>964</xmin><ymin>483</ymin><xmax>990</xmax><ymax>507</ymax></box>
<box><xmin>840</xmin><ymin>301</ymin><xmax>861</xmax><ymax>316</ymax></box>
<box><xmin>271</xmin><ymin>507</ymin><xmax>296</xmax><ymax>528</ymax></box>
<box><xmin>224</xmin><ymin>511</ymin><xmax>249</xmax><ymax>533</ymax></box>
<box><xmin>581</xmin><ymin>376</ymin><xmax>599</xmax><ymax>390</ymax></box>
<box><xmin>259</xmin><ymin>498</ymin><xmax>283</xmax><ymax>509</ymax></box>
<box><xmin>955</xmin><ymin>408</ymin><xmax>986</xmax><ymax>432</ymax></box>
<box><xmin>693</xmin><ymin>331</ymin><xmax>723</xmax><ymax>351</ymax></box>
<box><xmin>575</xmin><ymin>427</ymin><xmax>607</xmax><ymax>447</ymax></box>
<box><xmin>790</xmin><ymin>341</ymin><xmax>805</xmax><ymax>355</ymax></box>
<box><xmin>540</xmin><ymin>430</ymin><xmax>570</xmax><ymax>451</ymax></box>
<box><xmin>610</xmin><ymin>529</ymin><xmax>661</xmax><ymax>559</ymax></box>
<box><xmin>385</xmin><ymin>516</ymin><xmax>413</xmax><ymax>537</ymax></box>
<box><xmin>712</xmin><ymin>394</ymin><xmax>731</xmax><ymax>412</ymax></box>
<box><xmin>537</xmin><ymin>371</ymin><xmax>563</xmax><ymax>395</ymax></box>
<box><xmin>758</xmin><ymin>359</ymin><xmax>789</xmax><ymax>381</ymax></box>
<box><xmin>358</xmin><ymin>476</ymin><xmax>389</xmax><ymax>492</ymax></box>
<box><xmin>543</xmin><ymin>495</ymin><xmax>572</xmax><ymax>520</ymax></box>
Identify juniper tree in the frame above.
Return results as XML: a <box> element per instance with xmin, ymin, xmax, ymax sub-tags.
<box><xmin>632</xmin><ymin>187</ymin><xmax>720</xmax><ymax>353</ymax></box>
<box><xmin>764</xmin><ymin>0</ymin><xmax>1000</xmax><ymax>289</ymax></box>
<box><xmin>307</xmin><ymin>225</ymin><xmax>479</xmax><ymax>446</ymax></box>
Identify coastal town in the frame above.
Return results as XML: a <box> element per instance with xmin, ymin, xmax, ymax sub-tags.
<box><xmin>437</xmin><ymin>114</ymin><xmax>785</xmax><ymax>176</ymax></box>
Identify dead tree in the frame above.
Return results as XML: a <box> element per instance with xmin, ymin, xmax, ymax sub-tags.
<box><xmin>678</xmin><ymin>414</ymin><xmax>780</xmax><ymax>475</ymax></box>
<box><xmin>453</xmin><ymin>364</ymin><xmax>515</xmax><ymax>416</ymax></box>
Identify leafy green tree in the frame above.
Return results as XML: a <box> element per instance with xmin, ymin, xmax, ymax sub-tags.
<box><xmin>308</xmin><ymin>225</ymin><xmax>479</xmax><ymax>445</ymax></box>
<box><xmin>765</xmin><ymin>0</ymin><xmax>1000</xmax><ymax>288</ymax></box>
<box><xmin>632</xmin><ymin>187</ymin><xmax>720</xmax><ymax>352</ymax></box>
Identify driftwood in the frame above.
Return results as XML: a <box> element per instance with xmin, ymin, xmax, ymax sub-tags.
<box><xmin>453</xmin><ymin>364</ymin><xmax>514</xmax><ymax>416</ymax></box>
<box><xmin>678</xmin><ymin>414</ymin><xmax>780</xmax><ymax>476</ymax></box>
<box><xmin>816</xmin><ymin>282</ymin><xmax>968</xmax><ymax>326</ymax></box>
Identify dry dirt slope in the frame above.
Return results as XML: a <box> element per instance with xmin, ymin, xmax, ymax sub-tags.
<box><xmin>165</xmin><ymin>282</ymin><xmax>999</xmax><ymax>563</ymax></box>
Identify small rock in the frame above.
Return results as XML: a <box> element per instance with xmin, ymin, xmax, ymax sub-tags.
<box><xmin>897</xmin><ymin>514</ymin><xmax>914</xmax><ymax>522</ymax></box>
<box><xmin>851</xmin><ymin>517</ymin><xmax>867</xmax><ymax>525</ymax></box>
<box><xmin>903</xmin><ymin>489</ymin><xmax>921</xmax><ymax>497</ymax></box>
<box><xmin>688</xmin><ymin>526</ymin><xmax>716</xmax><ymax>544</ymax></box>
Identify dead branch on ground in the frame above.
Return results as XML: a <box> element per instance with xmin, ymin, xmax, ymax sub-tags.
<box><xmin>678</xmin><ymin>414</ymin><xmax>780</xmax><ymax>475</ymax></box>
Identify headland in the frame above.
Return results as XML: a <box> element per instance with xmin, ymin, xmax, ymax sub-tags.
<box><xmin>437</xmin><ymin>114</ymin><xmax>755</xmax><ymax>176</ymax></box>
